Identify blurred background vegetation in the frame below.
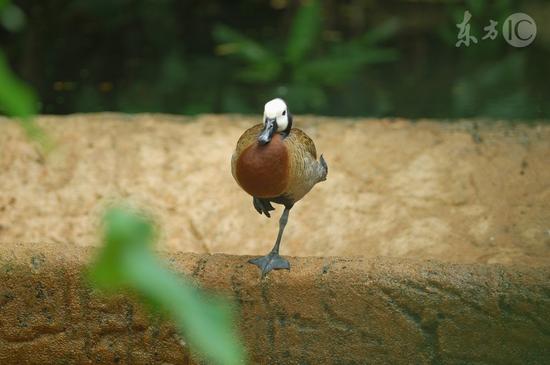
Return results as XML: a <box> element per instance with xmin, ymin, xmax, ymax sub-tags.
<box><xmin>1</xmin><ymin>0</ymin><xmax>549</xmax><ymax>119</ymax></box>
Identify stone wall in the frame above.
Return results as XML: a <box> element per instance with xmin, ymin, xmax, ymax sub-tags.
<box><xmin>0</xmin><ymin>242</ymin><xmax>548</xmax><ymax>364</ymax></box>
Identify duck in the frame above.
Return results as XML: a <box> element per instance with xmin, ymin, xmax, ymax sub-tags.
<box><xmin>231</xmin><ymin>98</ymin><xmax>328</xmax><ymax>276</ymax></box>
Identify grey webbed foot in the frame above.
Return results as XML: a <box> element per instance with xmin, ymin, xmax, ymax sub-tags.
<box><xmin>248</xmin><ymin>252</ymin><xmax>290</xmax><ymax>276</ymax></box>
<box><xmin>253</xmin><ymin>197</ymin><xmax>275</xmax><ymax>217</ymax></box>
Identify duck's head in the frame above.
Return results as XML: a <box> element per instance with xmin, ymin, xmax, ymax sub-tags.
<box><xmin>258</xmin><ymin>98</ymin><xmax>292</xmax><ymax>145</ymax></box>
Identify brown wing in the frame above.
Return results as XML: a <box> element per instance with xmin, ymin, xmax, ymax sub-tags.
<box><xmin>286</xmin><ymin>127</ymin><xmax>317</xmax><ymax>159</ymax></box>
<box><xmin>281</xmin><ymin>127</ymin><xmax>324</xmax><ymax>203</ymax></box>
<box><xmin>234</xmin><ymin>124</ymin><xmax>263</xmax><ymax>156</ymax></box>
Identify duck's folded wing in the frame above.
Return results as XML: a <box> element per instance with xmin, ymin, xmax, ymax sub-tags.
<box><xmin>287</xmin><ymin>128</ymin><xmax>317</xmax><ymax>159</ymax></box>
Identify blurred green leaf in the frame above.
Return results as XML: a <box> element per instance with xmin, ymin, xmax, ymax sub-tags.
<box><xmin>280</xmin><ymin>82</ymin><xmax>327</xmax><ymax>113</ymax></box>
<box><xmin>285</xmin><ymin>0</ymin><xmax>321</xmax><ymax>65</ymax></box>
<box><xmin>0</xmin><ymin>50</ymin><xmax>36</xmax><ymax>118</ymax></box>
<box><xmin>0</xmin><ymin>50</ymin><xmax>51</xmax><ymax>151</ymax></box>
<box><xmin>213</xmin><ymin>24</ymin><xmax>281</xmax><ymax>81</ymax></box>
<box><xmin>361</xmin><ymin>18</ymin><xmax>400</xmax><ymax>45</ymax></box>
<box><xmin>298</xmin><ymin>48</ymin><xmax>397</xmax><ymax>85</ymax></box>
<box><xmin>236</xmin><ymin>63</ymin><xmax>282</xmax><ymax>83</ymax></box>
<box><xmin>89</xmin><ymin>207</ymin><xmax>246</xmax><ymax>365</ymax></box>
<box><xmin>89</xmin><ymin>208</ymin><xmax>155</xmax><ymax>287</ymax></box>
<box><xmin>452</xmin><ymin>54</ymin><xmax>531</xmax><ymax>118</ymax></box>
<box><xmin>213</xmin><ymin>24</ymin><xmax>273</xmax><ymax>64</ymax></box>
<box><xmin>0</xmin><ymin>3</ymin><xmax>25</xmax><ymax>32</ymax></box>
<box><xmin>296</xmin><ymin>19</ymin><xmax>400</xmax><ymax>86</ymax></box>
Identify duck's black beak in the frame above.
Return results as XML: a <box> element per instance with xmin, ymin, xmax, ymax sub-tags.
<box><xmin>258</xmin><ymin>117</ymin><xmax>276</xmax><ymax>145</ymax></box>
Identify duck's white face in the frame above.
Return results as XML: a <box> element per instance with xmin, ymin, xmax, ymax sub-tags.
<box><xmin>263</xmin><ymin>98</ymin><xmax>288</xmax><ymax>131</ymax></box>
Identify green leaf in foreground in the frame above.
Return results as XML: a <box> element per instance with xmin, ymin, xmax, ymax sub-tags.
<box><xmin>0</xmin><ymin>50</ymin><xmax>35</xmax><ymax>118</ymax></box>
<box><xmin>88</xmin><ymin>207</ymin><xmax>246</xmax><ymax>365</ymax></box>
<box><xmin>0</xmin><ymin>49</ymin><xmax>52</xmax><ymax>151</ymax></box>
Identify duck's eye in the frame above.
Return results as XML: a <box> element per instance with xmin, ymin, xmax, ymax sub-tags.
<box><xmin>282</xmin><ymin>110</ymin><xmax>286</xmax><ymax>116</ymax></box>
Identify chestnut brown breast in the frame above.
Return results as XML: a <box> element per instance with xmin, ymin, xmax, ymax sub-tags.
<box><xmin>235</xmin><ymin>134</ymin><xmax>289</xmax><ymax>198</ymax></box>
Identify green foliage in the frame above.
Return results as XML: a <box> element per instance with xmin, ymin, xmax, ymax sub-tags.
<box><xmin>3</xmin><ymin>0</ymin><xmax>548</xmax><ymax>119</ymax></box>
<box><xmin>117</xmin><ymin>51</ymin><xmax>189</xmax><ymax>113</ymax></box>
<box><xmin>0</xmin><ymin>50</ymin><xmax>35</xmax><ymax>119</ymax></box>
<box><xmin>285</xmin><ymin>0</ymin><xmax>321</xmax><ymax>65</ymax></box>
<box><xmin>213</xmin><ymin>0</ymin><xmax>399</xmax><ymax>113</ymax></box>
<box><xmin>0</xmin><ymin>0</ymin><xmax>52</xmax><ymax>151</ymax></box>
<box><xmin>0</xmin><ymin>2</ymin><xmax>25</xmax><ymax>32</ymax></box>
<box><xmin>0</xmin><ymin>49</ymin><xmax>51</xmax><ymax>151</ymax></box>
<box><xmin>453</xmin><ymin>53</ymin><xmax>531</xmax><ymax>118</ymax></box>
<box><xmin>88</xmin><ymin>207</ymin><xmax>246</xmax><ymax>365</ymax></box>
<box><xmin>214</xmin><ymin>25</ymin><xmax>280</xmax><ymax>83</ymax></box>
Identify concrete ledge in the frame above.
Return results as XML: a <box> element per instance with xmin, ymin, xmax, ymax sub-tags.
<box><xmin>0</xmin><ymin>242</ymin><xmax>549</xmax><ymax>364</ymax></box>
<box><xmin>2</xmin><ymin>115</ymin><xmax>550</xmax><ymax>265</ymax></box>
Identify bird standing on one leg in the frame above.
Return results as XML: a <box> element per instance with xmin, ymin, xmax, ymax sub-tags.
<box><xmin>231</xmin><ymin>98</ymin><xmax>328</xmax><ymax>276</ymax></box>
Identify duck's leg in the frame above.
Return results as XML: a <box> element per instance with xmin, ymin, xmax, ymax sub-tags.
<box><xmin>249</xmin><ymin>206</ymin><xmax>292</xmax><ymax>276</ymax></box>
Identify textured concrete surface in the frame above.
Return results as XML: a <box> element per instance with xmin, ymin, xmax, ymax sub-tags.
<box><xmin>0</xmin><ymin>242</ymin><xmax>549</xmax><ymax>364</ymax></box>
<box><xmin>1</xmin><ymin>114</ymin><xmax>550</xmax><ymax>265</ymax></box>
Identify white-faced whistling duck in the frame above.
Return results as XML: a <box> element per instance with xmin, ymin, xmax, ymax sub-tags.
<box><xmin>231</xmin><ymin>98</ymin><xmax>328</xmax><ymax>276</ymax></box>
